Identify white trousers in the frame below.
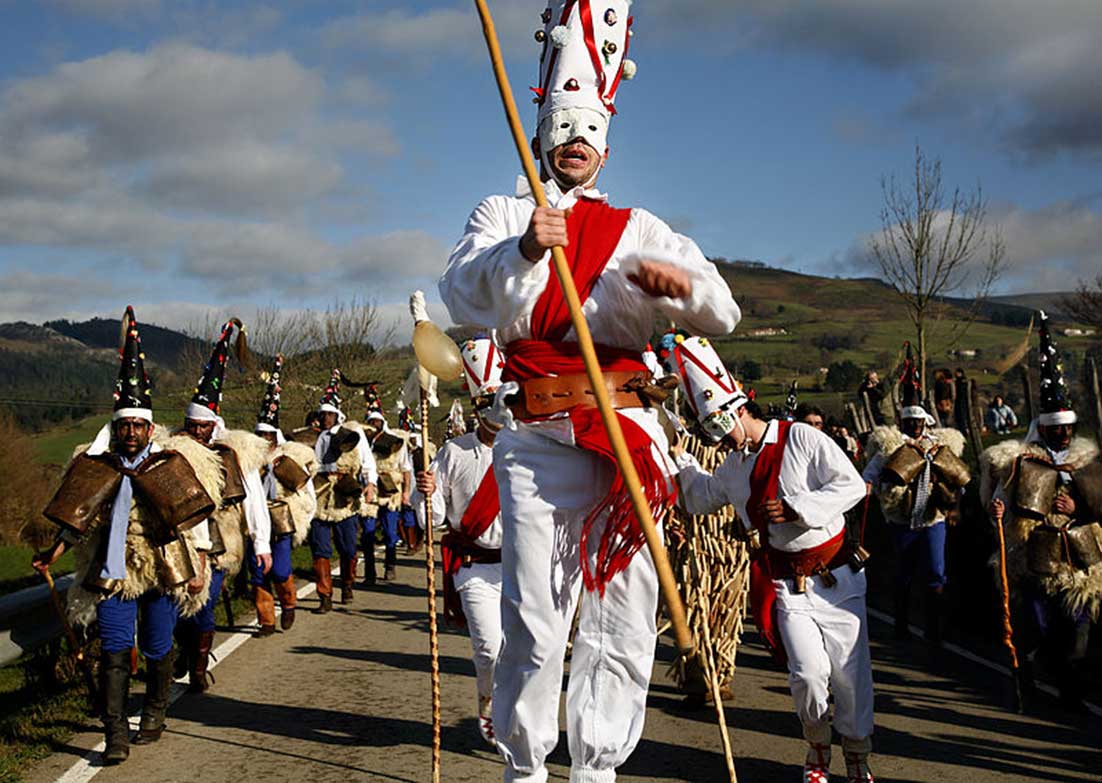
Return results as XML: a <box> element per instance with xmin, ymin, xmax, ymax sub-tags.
<box><xmin>454</xmin><ymin>561</ymin><xmax>504</xmax><ymax>699</ymax></box>
<box><xmin>492</xmin><ymin>414</ymin><xmax>668</xmax><ymax>783</ymax></box>
<box><xmin>775</xmin><ymin>564</ymin><xmax>875</xmax><ymax>742</ymax></box>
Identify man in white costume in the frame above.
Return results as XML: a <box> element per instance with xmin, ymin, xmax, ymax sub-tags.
<box><xmin>668</xmin><ymin>335</ymin><xmax>875</xmax><ymax>783</ymax></box>
<box><xmin>439</xmin><ymin>3</ymin><xmax>740</xmax><ymax>781</ymax></box>
<box><xmin>413</xmin><ymin>336</ymin><xmax>506</xmax><ymax>748</ymax></box>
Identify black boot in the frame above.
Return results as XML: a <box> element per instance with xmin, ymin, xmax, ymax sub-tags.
<box><xmin>100</xmin><ymin>650</ymin><xmax>131</xmax><ymax>764</ymax></box>
<box><xmin>893</xmin><ymin>584</ymin><xmax>911</xmax><ymax>640</ymax></box>
<box><xmin>173</xmin><ymin>622</ymin><xmax>194</xmax><ymax>680</ymax></box>
<box><xmin>925</xmin><ymin>587</ymin><xmax>946</xmax><ymax>649</ymax></box>
<box><xmin>134</xmin><ymin>652</ymin><xmax>174</xmax><ymax>745</ymax></box>
<box><xmin>361</xmin><ymin>545</ymin><xmax>377</xmax><ymax>587</ymax></box>
<box><xmin>383</xmin><ymin>546</ymin><xmax>397</xmax><ymax>581</ymax></box>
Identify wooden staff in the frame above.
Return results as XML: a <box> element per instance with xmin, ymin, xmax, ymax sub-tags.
<box><xmin>992</xmin><ymin>506</ymin><xmax>1024</xmax><ymax>712</ymax></box>
<box><xmin>1087</xmin><ymin>357</ymin><xmax>1102</xmax><ymax>452</ymax></box>
<box><xmin>41</xmin><ymin>568</ymin><xmax>98</xmax><ymax>708</ymax></box>
<box><xmin>473</xmin><ymin>0</ymin><xmax>695</xmax><ymax>665</ymax></box>
<box><xmin>419</xmin><ymin>390</ymin><xmax>442</xmax><ymax>783</ymax></box>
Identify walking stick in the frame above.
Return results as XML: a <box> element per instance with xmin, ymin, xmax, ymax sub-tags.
<box><xmin>993</xmin><ymin>508</ymin><xmax>1024</xmax><ymax>712</ymax></box>
<box><xmin>473</xmin><ymin>0</ymin><xmax>697</xmax><ymax>670</ymax></box>
<box><xmin>41</xmin><ymin>567</ymin><xmax>99</xmax><ymax>709</ymax></box>
<box><xmin>411</xmin><ymin>293</ymin><xmax>460</xmax><ymax>783</ymax></box>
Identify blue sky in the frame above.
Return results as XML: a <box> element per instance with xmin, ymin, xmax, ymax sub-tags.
<box><xmin>1</xmin><ymin>0</ymin><xmax>1100</xmax><ymax>341</ymax></box>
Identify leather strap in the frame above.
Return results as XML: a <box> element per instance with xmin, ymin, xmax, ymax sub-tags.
<box><xmin>508</xmin><ymin>370</ymin><xmax>653</xmax><ymax>419</ymax></box>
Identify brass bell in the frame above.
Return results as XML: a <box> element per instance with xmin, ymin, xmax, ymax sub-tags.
<box><xmin>535</xmin><ymin>29</ymin><xmax>546</xmax><ymax>43</ymax></box>
<box><xmin>602</xmin><ymin>40</ymin><xmax>617</xmax><ymax>56</ymax></box>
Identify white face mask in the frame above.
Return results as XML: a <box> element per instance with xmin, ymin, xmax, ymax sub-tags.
<box><xmin>538</xmin><ymin>107</ymin><xmax>608</xmax><ymax>160</ymax></box>
<box><xmin>701</xmin><ymin>408</ymin><xmax>737</xmax><ymax>444</ymax></box>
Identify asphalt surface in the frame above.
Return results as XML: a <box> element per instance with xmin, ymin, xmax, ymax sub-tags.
<box><xmin>26</xmin><ymin>548</ymin><xmax>1102</xmax><ymax>783</ymax></box>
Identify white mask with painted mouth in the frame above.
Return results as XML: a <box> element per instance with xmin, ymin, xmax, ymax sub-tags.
<box><xmin>539</xmin><ymin>107</ymin><xmax>608</xmax><ymax>161</ymax></box>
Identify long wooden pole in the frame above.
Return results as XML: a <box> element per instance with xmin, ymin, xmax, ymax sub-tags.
<box><xmin>472</xmin><ymin>0</ymin><xmax>695</xmax><ymax>661</ymax></box>
<box><xmin>419</xmin><ymin>394</ymin><xmax>442</xmax><ymax>783</ymax></box>
<box><xmin>993</xmin><ymin>512</ymin><xmax>1024</xmax><ymax>712</ymax></box>
<box><xmin>42</xmin><ymin>568</ymin><xmax>98</xmax><ymax>708</ymax></box>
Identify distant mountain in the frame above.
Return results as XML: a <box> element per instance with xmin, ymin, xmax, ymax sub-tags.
<box><xmin>45</xmin><ymin>317</ymin><xmax>206</xmax><ymax>369</ymax></box>
<box><xmin>987</xmin><ymin>292</ymin><xmax>1075</xmax><ymax>319</ymax></box>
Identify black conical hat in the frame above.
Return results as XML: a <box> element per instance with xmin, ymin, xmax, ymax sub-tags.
<box><xmin>899</xmin><ymin>341</ymin><xmax>921</xmax><ymax>409</ymax></box>
<box><xmin>318</xmin><ymin>369</ymin><xmax>342</xmax><ymax>410</ymax></box>
<box><xmin>1038</xmin><ymin>311</ymin><xmax>1075</xmax><ymax>421</ymax></box>
<box><xmin>190</xmin><ymin>317</ymin><xmax>247</xmax><ymax>416</ymax></box>
<box><xmin>784</xmin><ymin>380</ymin><xmax>799</xmax><ymax>419</ymax></box>
<box><xmin>256</xmin><ymin>354</ymin><xmax>283</xmax><ymax>430</ymax></box>
<box><xmin>113</xmin><ymin>306</ymin><xmax>152</xmax><ymax>418</ymax></box>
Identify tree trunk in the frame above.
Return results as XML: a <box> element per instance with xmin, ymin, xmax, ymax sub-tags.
<box><xmin>1020</xmin><ymin>366</ymin><xmax>1034</xmax><ymax>423</ymax></box>
<box><xmin>917</xmin><ymin>320</ymin><xmax>928</xmax><ymax>401</ymax></box>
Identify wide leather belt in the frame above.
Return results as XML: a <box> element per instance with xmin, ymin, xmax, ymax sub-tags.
<box><xmin>507</xmin><ymin>370</ymin><xmax>654</xmax><ymax>419</ymax></box>
<box><xmin>767</xmin><ymin>533</ymin><xmax>850</xmax><ymax>583</ymax></box>
<box><xmin>457</xmin><ymin>546</ymin><xmax>502</xmax><ymax>567</ymax></box>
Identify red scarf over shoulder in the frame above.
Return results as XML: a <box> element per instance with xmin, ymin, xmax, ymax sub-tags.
<box><xmin>440</xmin><ymin>464</ymin><xmax>500</xmax><ymax>627</ymax></box>
<box><xmin>505</xmin><ymin>198</ymin><xmax>676</xmax><ymax>594</ymax></box>
<box><xmin>747</xmin><ymin>420</ymin><xmax>791</xmax><ymax>665</ymax></box>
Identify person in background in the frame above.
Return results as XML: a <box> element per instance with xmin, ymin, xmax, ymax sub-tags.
<box><xmin>795</xmin><ymin>403</ymin><xmax>825</xmax><ymax>430</ymax></box>
<box><xmin>986</xmin><ymin>395</ymin><xmax>1018</xmax><ymax>435</ymax></box>
<box><xmin>857</xmin><ymin>371</ymin><xmax>892</xmax><ymax>427</ymax></box>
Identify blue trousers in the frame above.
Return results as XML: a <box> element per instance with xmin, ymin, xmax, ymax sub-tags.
<box><xmin>97</xmin><ymin>591</ymin><xmax>177</xmax><ymax>660</ymax></box>
<box><xmin>177</xmin><ymin>566</ymin><xmax>226</xmax><ymax>634</ymax></box>
<box><xmin>247</xmin><ymin>534</ymin><xmax>293</xmax><ymax>586</ymax></box>
<box><xmin>892</xmin><ymin>521</ymin><xmax>947</xmax><ymax>589</ymax></box>
<box><xmin>363</xmin><ymin>509</ymin><xmax>400</xmax><ymax>549</ymax></box>
<box><xmin>310</xmin><ymin>516</ymin><xmax>359</xmax><ymax>560</ymax></box>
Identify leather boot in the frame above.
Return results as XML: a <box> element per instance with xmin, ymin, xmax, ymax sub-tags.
<box><xmin>189</xmin><ymin>631</ymin><xmax>215</xmax><ymax>694</ymax></box>
<box><xmin>383</xmin><ymin>546</ymin><xmax>397</xmax><ymax>581</ymax></box>
<box><xmin>173</xmin><ymin>622</ymin><xmax>194</xmax><ymax>680</ymax></box>
<box><xmin>406</xmin><ymin>525</ymin><xmax>423</xmax><ymax>556</ymax></box>
<box><xmin>312</xmin><ymin>557</ymin><xmax>333</xmax><ymax>613</ymax></box>
<box><xmin>254</xmin><ymin>586</ymin><xmax>276</xmax><ymax>636</ymax></box>
<box><xmin>842</xmin><ymin>735</ymin><xmax>874</xmax><ymax>783</ymax></box>
<box><xmin>924</xmin><ymin>587</ymin><xmax>946</xmax><ymax>649</ymax></box>
<box><xmin>339</xmin><ymin>556</ymin><xmax>355</xmax><ymax>604</ymax></box>
<box><xmin>361</xmin><ymin>546</ymin><xmax>377</xmax><ymax>587</ymax></box>
<box><xmin>893</xmin><ymin>584</ymin><xmax>911</xmax><ymax>640</ymax></box>
<box><xmin>100</xmin><ymin>650</ymin><xmax>131</xmax><ymax>764</ymax></box>
<box><xmin>134</xmin><ymin>652</ymin><xmax>174</xmax><ymax>745</ymax></box>
<box><xmin>274</xmin><ymin>577</ymin><xmax>297</xmax><ymax>630</ymax></box>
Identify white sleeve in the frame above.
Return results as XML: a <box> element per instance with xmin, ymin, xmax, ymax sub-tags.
<box><xmin>412</xmin><ymin>448</ymin><xmax>447</xmax><ymax>531</ymax></box>
<box><xmin>783</xmin><ymin>430</ymin><xmax>867</xmax><ymax>530</ymax></box>
<box><xmin>303</xmin><ymin>479</ymin><xmax>318</xmax><ymax>522</ymax></box>
<box><xmin>439</xmin><ymin>196</ymin><xmax>550</xmax><ymax>329</ymax></box>
<box><xmin>674</xmin><ymin>451</ymin><xmax>734</xmax><ymax>517</ymax></box>
<box><xmin>617</xmin><ymin>209</ymin><xmax>741</xmax><ymax>337</ymax></box>
<box><xmin>359</xmin><ymin>437</ymin><xmax>378</xmax><ymax>486</ymax></box>
<box><xmin>242</xmin><ymin>468</ymin><xmax>272</xmax><ymax>556</ymax></box>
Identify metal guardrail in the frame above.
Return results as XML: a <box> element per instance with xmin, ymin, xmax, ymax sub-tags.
<box><xmin>0</xmin><ymin>574</ymin><xmax>74</xmax><ymax>667</ymax></box>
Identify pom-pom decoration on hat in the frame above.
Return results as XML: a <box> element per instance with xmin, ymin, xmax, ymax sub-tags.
<box><xmin>112</xmin><ymin>305</ymin><xmax>153</xmax><ymax>420</ymax></box>
<box><xmin>664</xmin><ymin>329</ymin><xmax>748</xmax><ymax>443</ymax></box>
<box><xmin>255</xmin><ymin>354</ymin><xmax>283</xmax><ymax>431</ymax></box>
<box><xmin>460</xmin><ymin>335</ymin><xmax>505</xmax><ymax>406</ymax></box>
<box><xmin>190</xmin><ymin>317</ymin><xmax>247</xmax><ymax>417</ymax></box>
<box><xmin>532</xmin><ymin>1</ymin><xmax>635</xmax><ymax>157</ymax></box>
<box><xmin>1037</xmin><ymin>310</ymin><xmax>1077</xmax><ymax>426</ymax></box>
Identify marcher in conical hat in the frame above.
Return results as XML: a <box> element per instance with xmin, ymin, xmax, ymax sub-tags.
<box><xmin>176</xmin><ymin>317</ymin><xmax>272</xmax><ymax>693</ymax></box>
<box><xmin>863</xmin><ymin>341</ymin><xmax>969</xmax><ymax>649</ymax></box>
<box><xmin>983</xmin><ymin>312</ymin><xmax>1101</xmax><ymax>712</ymax></box>
<box><xmin>33</xmin><ymin>307</ymin><xmax>218</xmax><ymax>763</ymax></box>
<box><xmin>310</xmin><ymin>369</ymin><xmax>376</xmax><ymax>608</ymax></box>
<box><xmin>251</xmin><ymin>354</ymin><xmax>316</xmax><ymax>636</ymax></box>
<box><xmin>413</xmin><ymin>335</ymin><xmax>507</xmax><ymax>748</ymax></box>
<box><xmin>668</xmin><ymin>332</ymin><xmax>876</xmax><ymax>783</ymax></box>
<box><xmin>440</xmin><ymin>2</ymin><xmax>741</xmax><ymax>775</ymax></box>
<box><xmin>784</xmin><ymin>380</ymin><xmax>799</xmax><ymax>422</ymax></box>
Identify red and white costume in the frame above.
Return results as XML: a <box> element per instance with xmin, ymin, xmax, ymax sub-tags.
<box><xmin>439</xmin><ymin>121</ymin><xmax>741</xmax><ymax>783</ymax></box>
<box><xmin>413</xmin><ymin>336</ymin><xmax>505</xmax><ymax>747</ymax></box>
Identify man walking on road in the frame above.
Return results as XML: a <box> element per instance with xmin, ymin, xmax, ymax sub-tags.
<box><xmin>440</xmin><ymin>3</ymin><xmax>740</xmax><ymax>780</ymax></box>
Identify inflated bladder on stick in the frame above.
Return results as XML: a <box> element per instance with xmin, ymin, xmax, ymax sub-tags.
<box><xmin>410</xmin><ymin>290</ymin><xmax>462</xmax><ymax>381</ymax></box>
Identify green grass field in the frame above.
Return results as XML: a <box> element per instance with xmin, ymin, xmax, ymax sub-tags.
<box><xmin>0</xmin><ymin>546</ymin><xmax>75</xmax><ymax>596</ymax></box>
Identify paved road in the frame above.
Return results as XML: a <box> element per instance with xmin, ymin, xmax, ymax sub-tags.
<box><xmin>27</xmin><ymin>550</ymin><xmax>1102</xmax><ymax>782</ymax></box>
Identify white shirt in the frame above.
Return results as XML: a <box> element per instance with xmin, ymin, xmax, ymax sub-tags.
<box><xmin>439</xmin><ymin>176</ymin><xmax>741</xmax><ymax>347</ymax></box>
<box><xmin>240</xmin><ymin>467</ymin><xmax>272</xmax><ymax>556</ymax></box>
<box><xmin>676</xmin><ymin>421</ymin><xmax>866</xmax><ymax>552</ymax></box>
<box><xmin>411</xmin><ymin>431</ymin><xmax>502</xmax><ymax>550</ymax></box>
<box><xmin>316</xmin><ymin>425</ymin><xmax>378</xmax><ymax>486</ymax></box>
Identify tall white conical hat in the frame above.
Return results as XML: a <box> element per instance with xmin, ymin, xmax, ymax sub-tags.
<box><xmin>460</xmin><ymin>336</ymin><xmax>505</xmax><ymax>401</ymax></box>
<box><xmin>532</xmin><ymin>0</ymin><xmax>636</xmax><ymax>155</ymax></box>
<box><xmin>665</xmin><ymin>333</ymin><xmax>748</xmax><ymax>443</ymax></box>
